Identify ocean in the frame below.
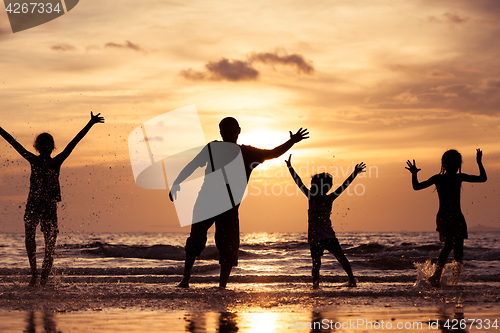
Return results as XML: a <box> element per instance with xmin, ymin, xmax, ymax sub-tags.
<box><xmin>1</xmin><ymin>231</ymin><xmax>499</xmax><ymax>284</ymax></box>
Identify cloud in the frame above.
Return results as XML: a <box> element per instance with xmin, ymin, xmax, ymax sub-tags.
<box><xmin>248</xmin><ymin>51</ymin><xmax>314</xmax><ymax>75</ymax></box>
<box><xmin>427</xmin><ymin>11</ymin><xmax>477</xmax><ymax>26</ymax></box>
<box><xmin>50</xmin><ymin>41</ymin><xmax>144</xmax><ymax>53</ymax></box>
<box><xmin>427</xmin><ymin>69</ymin><xmax>456</xmax><ymax>79</ymax></box>
<box><xmin>480</xmin><ymin>78</ymin><xmax>500</xmax><ymax>90</ymax></box>
<box><xmin>208</xmin><ymin>58</ymin><xmax>259</xmax><ymax>81</ymax></box>
<box><xmin>435</xmin><ymin>0</ymin><xmax>500</xmax><ymax>24</ymax></box>
<box><xmin>387</xmin><ymin>64</ymin><xmax>455</xmax><ymax>79</ymax></box>
<box><xmin>393</xmin><ymin>91</ymin><xmax>420</xmax><ymax>104</ymax></box>
<box><xmin>180</xmin><ymin>50</ymin><xmax>314</xmax><ymax>82</ymax></box>
<box><xmin>104</xmin><ymin>40</ymin><xmax>144</xmax><ymax>52</ymax></box>
<box><xmin>443</xmin><ymin>12</ymin><xmax>470</xmax><ymax>25</ymax></box>
<box><xmin>51</xmin><ymin>44</ymin><xmax>77</xmax><ymax>51</ymax></box>
<box><xmin>180</xmin><ymin>68</ymin><xmax>207</xmax><ymax>81</ymax></box>
<box><xmin>368</xmin><ymin>80</ymin><xmax>500</xmax><ymax>116</ymax></box>
<box><xmin>181</xmin><ymin>58</ymin><xmax>258</xmax><ymax>81</ymax></box>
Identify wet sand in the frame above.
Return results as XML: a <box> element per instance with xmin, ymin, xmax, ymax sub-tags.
<box><xmin>1</xmin><ymin>306</ymin><xmax>500</xmax><ymax>333</ymax></box>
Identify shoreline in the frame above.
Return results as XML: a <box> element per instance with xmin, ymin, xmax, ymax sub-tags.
<box><xmin>1</xmin><ymin>269</ymin><xmax>500</xmax><ymax>282</ymax></box>
<box><xmin>1</xmin><ymin>280</ymin><xmax>498</xmax><ymax>312</ymax></box>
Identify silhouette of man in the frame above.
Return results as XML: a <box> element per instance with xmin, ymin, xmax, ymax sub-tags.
<box><xmin>170</xmin><ymin>117</ymin><xmax>308</xmax><ymax>288</ymax></box>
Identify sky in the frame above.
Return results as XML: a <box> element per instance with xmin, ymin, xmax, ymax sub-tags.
<box><xmin>0</xmin><ymin>0</ymin><xmax>499</xmax><ymax>234</ymax></box>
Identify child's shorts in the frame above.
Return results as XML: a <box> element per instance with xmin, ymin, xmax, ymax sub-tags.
<box><xmin>24</xmin><ymin>200</ymin><xmax>59</xmax><ymax>235</ymax></box>
<box><xmin>310</xmin><ymin>238</ymin><xmax>342</xmax><ymax>257</ymax></box>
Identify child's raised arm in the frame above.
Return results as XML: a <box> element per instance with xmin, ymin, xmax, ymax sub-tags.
<box><xmin>461</xmin><ymin>149</ymin><xmax>487</xmax><ymax>183</ymax></box>
<box><xmin>0</xmin><ymin>126</ymin><xmax>35</xmax><ymax>161</ymax></box>
<box><xmin>331</xmin><ymin>162</ymin><xmax>366</xmax><ymax>198</ymax></box>
<box><xmin>405</xmin><ymin>159</ymin><xmax>437</xmax><ymax>190</ymax></box>
<box><xmin>54</xmin><ymin>112</ymin><xmax>104</xmax><ymax>163</ymax></box>
<box><xmin>285</xmin><ymin>154</ymin><xmax>310</xmax><ymax>198</ymax></box>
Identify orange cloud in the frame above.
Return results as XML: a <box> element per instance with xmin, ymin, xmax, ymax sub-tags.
<box><xmin>104</xmin><ymin>40</ymin><xmax>144</xmax><ymax>52</ymax></box>
<box><xmin>248</xmin><ymin>51</ymin><xmax>314</xmax><ymax>75</ymax></box>
<box><xmin>443</xmin><ymin>12</ymin><xmax>469</xmax><ymax>24</ymax></box>
<box><xmin>181</xmin><ymin>58</ymin><xmax>258</xmax><ymax>81</ymax></box>
<box><xmin>180</xmin><ymin>50</ymin><xmax>314</xmax><ymax>82</ymax></box>
<box><xmin>51</xmin><ymin>44</ymin><xmax>77</xmax><ymax>51</ymax></box>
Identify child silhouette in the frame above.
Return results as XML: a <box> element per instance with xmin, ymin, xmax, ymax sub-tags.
<box><xmin>286</xmin><ymin>154</ymin><xmax>365</xmax><ymax>289</ymax></box>
<box><xmin>406</xmin><ymin>149</ymin><xmax>487</xmax><ymax>287</ymax></box>
<box><xmin>0</xmin><ymin>112</ymin><xmax>104</xmax><ymax>286</ymax></box>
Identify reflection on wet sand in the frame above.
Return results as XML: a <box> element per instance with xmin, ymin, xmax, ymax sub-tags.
<box><xmin>24</xmin><ymin>311</ymin><xmax>58</xmax><ymax>333</ymax></box>
<box><xmin>218</xmin><ymin>312</ymin><xmax>239</xmax><ymax>333</ymax></box>
<box><xmin>3</xmin><ymin>304</ymin><xmax>495</xmax><ymax>333</ymax></box>
<box><xmin>184</xmin><ymin>312</ymin><xmax>239</xmax><ymax>333</ymax></box>
<box><xmin>436</xmin><ymin>301</ymin><xmax>468</xmax><ymax>333</ymax></box>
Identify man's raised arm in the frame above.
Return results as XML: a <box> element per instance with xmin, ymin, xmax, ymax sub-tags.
<box><xmin>263</xmin><ymin>128</ymin><xmax>309</xmax><ymax>160</ymax></box>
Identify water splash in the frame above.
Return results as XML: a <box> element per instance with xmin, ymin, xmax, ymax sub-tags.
<box><xmin>440</xmin><ymin>261</ymin><xmax>462</xmax><ymax>286</ymax></box>
<box><xmin>414</xmin><ymin>260</ymin><xmax>462</xmax><ymax>287</ymax></box>
<box><xmin>414</xmin><ymin>260</ymin><xmax>435</xmax><ymax>287</ymax></box>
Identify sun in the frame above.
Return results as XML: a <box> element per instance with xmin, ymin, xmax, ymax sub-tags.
<box><xmin>237</xmin><ymin>130</ymin><xmax>289</xmax><ymax>149</ymax></box>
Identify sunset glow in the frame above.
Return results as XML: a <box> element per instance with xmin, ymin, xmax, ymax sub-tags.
<box><xmin>0</xmin><ymin>0</ymin><xmax>499</xmax><ymax>233</ymax></box>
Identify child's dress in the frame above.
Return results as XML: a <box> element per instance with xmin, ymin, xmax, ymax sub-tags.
<box><xmin>434</xmin><ymin>174</ymin><xmax>468</xmax><ymax>242</ymax></box>
<box><xmin>308</xmin><ymin>195</ymin><xmax>337</xmax><ymax>243</ymax></box>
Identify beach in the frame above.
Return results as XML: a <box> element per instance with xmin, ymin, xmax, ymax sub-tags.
<box><xmin>0</xmin><ymin>280</ymin><xmax>499</xmax><ymax>332</ymax></box>
<box><xmin>0</xmin><ymin>231</ymin><xmax>499</xmax><ymax>332</ymax></box>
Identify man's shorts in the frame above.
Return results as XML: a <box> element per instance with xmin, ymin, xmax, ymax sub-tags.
<box><xmin>186</xmin><ymin>207</ymin><xmax>239</xmax><ymax>266</ymax></box>
<box><xmin>309</xmin><ymin>238</ymin><xmax>342</xmax><ymax>257</ymax></box>
<box><xmin>24</xmin><ymin>200</ymin><xmax>59</xmax><ymax>235</ymax></box>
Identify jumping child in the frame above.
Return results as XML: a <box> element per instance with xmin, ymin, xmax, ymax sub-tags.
<box><xmin>406</xmin><ymin>149</ymin><xmax>487</xmax><ymax>287</ymax></box>
<box><xmin>285</xmin><ymin>155</ymin><xmax>365</xmax><ymax>289</ymax></box>
<box><xmin>0</xmin><ymin>112</ymin><xmax>104</xmax><ymax>286</ymax></box>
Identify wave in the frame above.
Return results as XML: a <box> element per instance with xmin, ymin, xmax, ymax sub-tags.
<box><xmin>346</xmin><ymin>243</ymin><xmax>386</xmax><ymax>254</ymax></box>
<box><xmin>243</xmin><ymin>240</ymin><xmax>310</xmax><ymax>251</ymax></box>
<box><xmin>345</xmin><ymin>243</ymin><xmax>500</xmax><ymax>262</ymax></box>
<box><xmin>466</xmin><ymin>249</ymin><xmax>500</xmax><ymax>261</ymax></box>
<box><xmin>81</xmin><ymin>244</ymin><xmax>262</xmax><ymax>261</ymax></box>
<box><xmin>84</xmin><ymin>244</ymin><xmax>187</xmax><ymax>260</ymax></box>
<box><xmin>58</xmin><ymin>241</ymin><xmax>106</xmax><ymax>249</ymax></box>
<box><xmin>56</xmin><ymin>240</ymin><xmax>500</xmax><ymax>263</ymax></box>
<box><xmin>354</xmin><ymin>257</ymin><xmax>417</xmax><ymax>270</ymax></box>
